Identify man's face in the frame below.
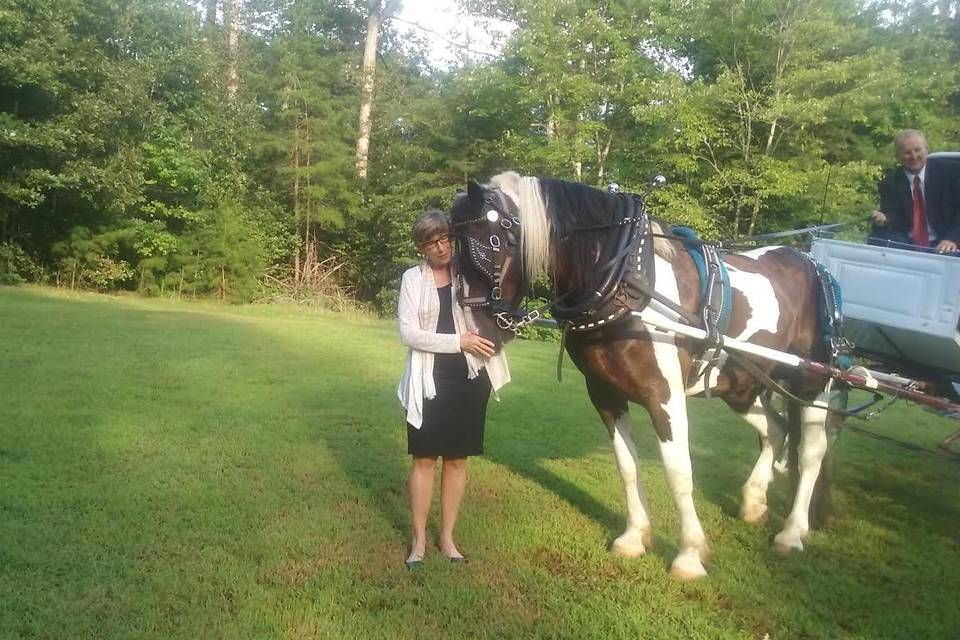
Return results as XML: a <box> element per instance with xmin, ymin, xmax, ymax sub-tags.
<box><xmin>896</xmin><ymin>135</ymin><xmax>928</xmax><ymax>173</ymax></box>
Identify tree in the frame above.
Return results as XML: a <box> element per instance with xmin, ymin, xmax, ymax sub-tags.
<box><xmin>226</xmin><ymin>0</ymin><xmax>241</xmax><ymax>104</ymax></box>
<box><xmin>635</xmin><ymin>0</ymin><xmax>958</xmax><ymax>237</ymax></box>
<box><xmin>452</xmin><ymin>0</ymin><xmax>665</xmax><ymax>188</ymax></box>
<box><xmin>244</xmin><ymin>0</ymin><xmax>364</xmax><ymax>287</ymax></box>
<box><xmin>355</xmin><ymin>0</ymin><xmax>383</xmax><ymax>179</ymax></box>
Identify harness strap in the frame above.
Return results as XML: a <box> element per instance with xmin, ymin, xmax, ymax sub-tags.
<box><xmin>628</xmin><ymin>270</ymin><xmax>872</xmax><ymax>418</ymax></box>
<box><xmin>552</xmin><ymin>194</ymin><xmax>649</xmax><ymax>325</ymax></box>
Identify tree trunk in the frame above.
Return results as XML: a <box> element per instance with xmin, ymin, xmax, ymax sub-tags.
<box><xmin>938</xmin><ymin>0</ymin><xmax>952</xmax><ymax>24</ymax></box>
<box><xmin>747</xmin><ymin>201</ymin><xmax>760</xmax><ymax>236</ymax></box>
<box><xmin>355</xmin><ymin>0</ymin><xmax>382</xmax><ymax>179</ymax></box>
<box><xmin>304</xmin><ymin>145</ymin><xmax>313</xmax><ymax>284</ymax></box>
<box><xmin>292</xmin><ymin>115</ymin><xmax>301</xmax><ymax>284</ymax></box>
<box><xmin>596</xmin><ymin>132</ymin><xmax>612</xmax><ymax>184</ymax></box>
<box><xmin>733</xmin><ymin>187</ymin><xmax>744</xmax><ymax>236</ymax></box>
<box><xmin>225</xmin><ymin>0</ymin><xmax>240</xmax><ymax>104</ymax></box>
<box><xmin>547</xmin><ymin>94</ymin><xmax>558</xmax><ymax>138</ymax></box>
<box><xmin>205</xmin><ymin>0</ymin><xmax>218</xmax><ymax>28</ymax></box>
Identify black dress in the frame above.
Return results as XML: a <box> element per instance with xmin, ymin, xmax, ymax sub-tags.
<box><xmin>407</xmin><ymin>283</ymin><xmax>491</xmax><ymax>458</ymax></box>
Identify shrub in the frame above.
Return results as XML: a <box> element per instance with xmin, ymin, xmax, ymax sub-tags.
<box><xmin>0</xmin><ymin>243</ymin><xmax>45</xmax><ymax>285</ymax></box>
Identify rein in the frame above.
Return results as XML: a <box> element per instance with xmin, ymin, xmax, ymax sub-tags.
<box><xmin>645</xmin><ymin>215</ymin><xmax>873</xmax><ymax>252</ymax></box>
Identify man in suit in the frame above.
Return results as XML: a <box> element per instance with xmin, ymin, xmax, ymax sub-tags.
<box><xmin>870</xmin><ymin>129</ymin><xmax>960</xmax><ymax>253</ymax></box>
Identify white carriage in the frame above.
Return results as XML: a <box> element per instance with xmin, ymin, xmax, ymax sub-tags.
<box><xmin>810</xmin><ymin>237</ymin><xmax>960</xmax><ymax>381</ymax></box>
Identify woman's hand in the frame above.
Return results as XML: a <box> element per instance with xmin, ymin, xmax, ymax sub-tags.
<box><xmin>460</xmin><ymin>331</ymin><xmax>495</xmax><ymax>358</ymax></box>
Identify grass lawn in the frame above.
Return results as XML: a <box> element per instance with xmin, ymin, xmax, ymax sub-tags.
<box><xmin>1</xmin><ymin>286</ymin><xmax>958</xmax><ymax>640</ymax></box>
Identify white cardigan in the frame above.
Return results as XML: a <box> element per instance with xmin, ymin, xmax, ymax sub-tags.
<box><xmin>396</xmin><ymin>263</ymin><xmax>510</xmax><ymax>428</ymax></box>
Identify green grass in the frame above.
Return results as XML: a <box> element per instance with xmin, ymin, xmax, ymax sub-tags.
<box><xmin>1</xmin><ymin>286</ymin><xmax>958</xmax><ymax>640</ymax></box>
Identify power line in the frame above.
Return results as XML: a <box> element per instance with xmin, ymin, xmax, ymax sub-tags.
<box><xmin>390</xmin><ymin>15</ymin><xmax>497</xmax><ymax>59</ymax></box>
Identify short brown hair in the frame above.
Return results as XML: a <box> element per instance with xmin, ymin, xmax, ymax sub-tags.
<box><xmin>411</xmin><ymin>210</ymin><xmax>450</xmax><ymax>247</ymax></box>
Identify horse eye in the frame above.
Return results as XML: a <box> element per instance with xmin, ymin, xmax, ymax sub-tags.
<box><xmin>485</xmin><ymin>210</ymin><xmax>500</xmax><ymax>222</ymax></box>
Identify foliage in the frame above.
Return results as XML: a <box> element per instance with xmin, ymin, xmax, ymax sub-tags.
<box><xmin>633</xmin><ymin>0</ymin><xmax>955</xmax><ymax>236</ymax></box>
<box><xmin>2</xmin><ymin>0</ymin><xmax>959</xmax><ymax>306</ymax></box>
<box><xmin>0</xmin><ymin>243</ymin><xmax>44</xmax><ymax>285</ymax></box>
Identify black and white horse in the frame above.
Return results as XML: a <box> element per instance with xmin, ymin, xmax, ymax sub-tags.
<box><xmin>452</xmin><ymin>172</ymin><xmax>839</xmax><ymax>579</ymax></box>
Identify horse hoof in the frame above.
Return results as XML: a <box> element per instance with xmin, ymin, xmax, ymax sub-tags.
<box><xmin>740</xmin><ymin>504</ymin><xmax>768</xmax><ymax>525</ymax></box>
<box><xmin>698</xmin><ymin>542</ymin><xmax>712</xmax><ymax>566</ymax></box>
<box><xmin>611</xmin><ymin>530</ymin><xmax>650</xmax><ymax>558</ymax></box>
<box><xmin>669</xmin><ymin>553</ymin><xmax>707</xmax><ymax>580</ymax></box>
<box><xmin>773</xmin><ymin>532</ymin><xmax>804</xmax><ymax>554</ymax></box>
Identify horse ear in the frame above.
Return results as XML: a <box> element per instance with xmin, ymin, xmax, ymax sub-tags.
<box><xmin>466</xmin><ymin>180</ymin><xmax>484</xmax><ymax>204</ymax></box>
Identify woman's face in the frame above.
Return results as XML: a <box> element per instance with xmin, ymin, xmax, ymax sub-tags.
<box><xmin>420</xmin><ymin>231</ymin><xmax>452</xmax><ymax>269</ymax></box>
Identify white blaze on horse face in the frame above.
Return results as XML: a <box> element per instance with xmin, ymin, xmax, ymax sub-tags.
<box><xmin>639</xmin><ymin>255</ymin><xmax>709</xmax><ymax>578</ymax></box>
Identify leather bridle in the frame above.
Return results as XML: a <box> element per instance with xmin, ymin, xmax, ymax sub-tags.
<box><xmin>450</xmin><ymin>181</ymin><xmax>660</xmax><ymax>335</ymax></box>
<box><xmin>450</xmin><ymin>190</ymin><xmax>541</xmax><ymax>334</ymax></box>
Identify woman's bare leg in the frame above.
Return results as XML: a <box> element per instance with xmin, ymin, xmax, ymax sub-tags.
<box><xmin>439</xmin><ymin>457</ymin><xmax>468</xmax><ymax>558</ymax></box>
<box><xmin>408</xmin><ymin>456</ymin><xmax>436</xmax><ymax>563</ymax></box>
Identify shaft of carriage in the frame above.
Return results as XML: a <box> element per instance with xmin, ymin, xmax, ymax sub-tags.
<box><xmin>637</xmin><ymin>313</ymin><xmax>960</xmax><ymax>416</ymax></box>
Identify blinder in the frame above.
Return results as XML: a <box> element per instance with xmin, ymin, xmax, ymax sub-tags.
<box><xmin>452</xmin><ymin>177</ymin><xmax>662</xmax><ymax>337</ymax></box>
<box><xmin>451</xmin><ymin>188</ymin><xmax>531</xmax><ymax>333</ymax></box>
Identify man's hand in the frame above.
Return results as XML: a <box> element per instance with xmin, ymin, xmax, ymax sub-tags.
<box><xmin>460</xmin><ymin>331</ymin><xmax>495</xmax><ymax>358</ymax></box>
<box><xmin>935</xmin><ymin>239</ymin><xmax>958</xmax><ymax>254</ymax></box>
<box><xmin>871</xmin><ymin>210</ymin><xmax>888</xmax><ymax>225</ymax></box>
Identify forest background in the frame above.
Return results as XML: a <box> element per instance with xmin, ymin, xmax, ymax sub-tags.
<box><xmin>2</xmin><ymin>0</ymin><xmax>959</xmax><ymax>312</ymax></box>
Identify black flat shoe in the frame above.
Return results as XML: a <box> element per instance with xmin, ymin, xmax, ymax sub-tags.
<box><xmin>405</xmin><ymin>558</ymin><xmax>423</xmax><ymax>570</ymax></box>
<box><xmin>448</xmin><ymin>555</ymin><xmax>466</xmax><ymax>564</ymax></box>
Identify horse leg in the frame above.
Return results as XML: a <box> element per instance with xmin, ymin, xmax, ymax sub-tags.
<box><xmin>586</xmin><ymin>379</ymin><xmax>652</xmax><ymax>557</ymax></box>
<box><xmin>773</xmin><ymin>396</ymin><xmax>830</xmax><ymax>553</ymax></box>
<box><xmin>645</xmin><ymin>339</ymin><xmax>709</xmax><ymax>579</ymax></box>
<box><xmin>738</xmin><ymin>396</ymin><xmax>788</xmax><ymax>525</ymax></box>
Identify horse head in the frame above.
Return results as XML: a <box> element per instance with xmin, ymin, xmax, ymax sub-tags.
<box><xmin>449</xmin><ymin>177</ymin><xmax>530</xmax><ymax>351</ymax></box>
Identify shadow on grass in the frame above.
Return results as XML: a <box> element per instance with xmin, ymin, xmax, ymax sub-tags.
<box><xmin>4</xmin><ymin>288</ymin><xmax>958</xmax><ymax>640</ymax></box>
<box><xmin>482</xmin><ymin>372</ymin><xmax>771</xmax><ymax>547</ymax></box>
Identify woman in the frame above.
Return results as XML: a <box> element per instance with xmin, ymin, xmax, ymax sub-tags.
<box><xmin>396</xmin><ymin>210</ymin><xmax>510</xmax><ymax>568</ymax></box>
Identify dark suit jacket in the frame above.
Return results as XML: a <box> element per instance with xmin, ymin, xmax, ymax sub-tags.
<box><xmin>874</xmin><ymin>158</ymin><xmax>960</xmax><ymax>245</ymax></box>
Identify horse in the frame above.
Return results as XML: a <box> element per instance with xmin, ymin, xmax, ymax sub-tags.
<box><xmin>450</xmin><ymin>171</ymin><xmax>840</xmax><ymax>579</ymax></box>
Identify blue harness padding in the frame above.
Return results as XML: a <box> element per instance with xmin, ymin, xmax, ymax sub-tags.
<box><xmin>672</xmin><ymin>226</ymin><xmax>732</xmax><ymax>334</ymax></box>
<box><xmin>815</xmin><ymin>266</ymin><xmax>854</xmax><ymax>370</ymax></box>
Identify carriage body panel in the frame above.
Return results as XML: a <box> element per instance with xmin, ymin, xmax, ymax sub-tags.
<box><xmin>810</xmin><ymin>237</ymin><xmax>960</xmax><ymax>374</ymax></box>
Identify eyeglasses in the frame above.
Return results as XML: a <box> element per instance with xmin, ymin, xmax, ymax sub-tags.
<box><xmin>420</xmin><ymin>235</ymin><xmax>450</xmax><ymax>251</ymax></box>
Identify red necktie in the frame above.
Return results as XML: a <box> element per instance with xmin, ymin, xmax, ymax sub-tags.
<box><xmin>912</xmin><ymin>175</ymin><xmax>928</xmax><ymax>247</ymax></box>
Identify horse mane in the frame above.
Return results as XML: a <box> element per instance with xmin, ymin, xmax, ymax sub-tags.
<box><xmin>489</xmin><ymin>171</ymin><xmax>552</xmax><ymax>284</ymax></box>
<box><xmin>490</xmin><ymin>171</ymin><xmax>674</xmax><ymax>284</ymax></box>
